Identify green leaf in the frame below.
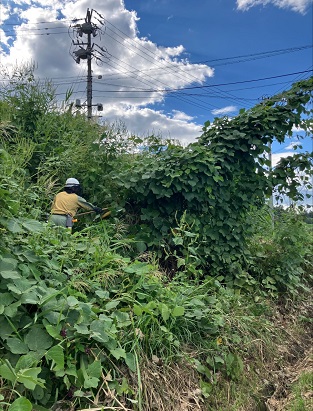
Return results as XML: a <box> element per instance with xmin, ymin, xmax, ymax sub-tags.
<box><xmin>110</xmin><ymin>347</ymin><xmax>126</xmax><ymax>360</ymax></box>
<box><xmin>67</xmin><ymin>296</ymin><xmax>79</xmax><ymax>306</ymax></box>
<box><xmin>214</xmin><ymin>355</ymin><xmax>225</xmax><ymax>365</ymax></box>
<box><xmin>44</xmin><ymin>323</ymin><xmax>62</xmax><ymax>339</ymax></box>
<box><xmin>200</xmin><ymin>380</ymin><xmax>213</xmax><ymax>398</ymax></box>
<box><xmin>0</xmin><ymin>258</ymin><xmax>20</xmax><ymax>279</ymax></box>
<box><xmin>0</xmin><ymin>257</ymin><xmax>18</xmax><ymax>269</ymax></box>
<box><xmin>196</xmin><ymin>363</ymin><xmax>212</xmax><ymax>379</ymax></box>
<box><xmin>105</xmin><ymin>300</ymin><xmax>120</xmax><ymax>310</ymax></box>
<box><xmin>125</xmin><ymin>352</ymin><xmax>136</xmax><ymax>372</ymax></box>
<box><xmin>1</xmin><ymin>270</ymin><xmax>21</xmax><ymax>279</ymax></box>
<box><xmin>25</xmin><ymin>326</ymin><xmax>53</xmax><ymax>351</ymax></box>
<box><xmin>83</xmin><ymin>375</ymin><xmax>99</xmax><ymax>389</ymax></box>
<box><xmin>32</xmin><ymin>385</ymin><xmax>45</xmax><ymax>401</ymax></box>
<box><xmin>172</xmin><ymin>236</ymin><xmax>183</xmax><ymax>246</ymax></box>
<box><xmin>22</xmin><ymin>250</ymin><xmax>38</xmax><ymax>263</ymax></box>
<box><xmin>160</xmin><ymin>303</ymin><xmax>170</xmax><ymax>322</ymax></box>
<box><xmin>15</xmin><ymin>354</ymin><xmax>40</xmax><ymax>372</ymax></box>
<box><xmin>90</xmin><ymin>320</ymin><xmax>110</xmax><ymax>343</ymax></box>
<box><xmin>17</xmin><ymin>367</ymin><xmax>45</xmax><ymax>390</ymax></box>
<box><xmin>4</xmin><ymin>301</ymin><xmax>21</xmax><ymax>317</ymax></box>
<box><xmin>112</xmin><ymin>311</ymin><xmax>130</xmax><ymax>327</ymax></box>
<box><xmin>74</xmin><ymin>324</ymin><xmax>89</xmax><ymax>334</ymax></box>
<box><xmin>8</xmin><ymin>397</ymin><xmax>32</xmax><ymax>411</ymax></box>
<box><xmin>0</xmin><ymin>317</ymin><xmax>14</xmax><ymax>340</ymax></box>
<box><xmin>22</xmin><ymin>219</ymin><xmax>44</xmax><ymax>233</ymax></box>
<box><xmin>45</xmin><ymin>345</ymin><xmax>64</xmax><ymax>370</ymax></box>
<box><xmin>133</xmin><ymin>305</ymin><xmax>143</xmax><ymax>316</ymax></box>
<box><xmin>81</xmin><ymin>360</ymin><xmax>101</xmax><ymax>389</ymax></box>
<box><xmin>1</xmin><ymin>293</ymin><xmax>15</xmax><ymax>306</ymax></box>
<box><xmin>172</xmin><ymin>306</ymin><xmax>185</xmax><ymax>317</ymax></box>
<box><xmin>20</xmin><ymin>291</ymin><xmax>40</xmax><ymax>304</ymax></box>
<box><xmin>6</xmin><ymin>338</ymin><xmax>29</xmax><ymax>354</ymax></box>
<box><xmin>0</xmin><ymin>362</ymin><xmax>16</xmax><ymax>382</ymax></box>
<box><xmin>136</xmin><ymin>241</ymin><xmax>147</xmax><ymax>253</ymax></box>
<box><xmin>87</xmin><ymin>360</ymin><xmax>101</xmax><ymax>378</ymax></box>
<box><xmin>75</xmin><ymin>243</ymin><xmax>87</xmax><ymax>251</ymax></box>
<box><xmin>5</xmin><ymin>219</ymin><xmax>24</xmax><ymax>233</ymax></box>
<box><xmin>95</xmin><ymin>290</ymin><xmax>109</xmax><ymax>299</ymax></box>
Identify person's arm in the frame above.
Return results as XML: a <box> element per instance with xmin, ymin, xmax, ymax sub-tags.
<box><xmin>77</xmin><ymin>196</ymin><xmax>102</xmax><ymax>213</ymax></box>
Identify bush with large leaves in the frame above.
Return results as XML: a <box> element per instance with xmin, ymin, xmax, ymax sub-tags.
<box><xmin>114</xmin><ymin>78</ymin><xmax>313</xmax><ymax>276</ymax></box>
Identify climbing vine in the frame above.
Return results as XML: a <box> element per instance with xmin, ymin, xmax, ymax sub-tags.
<box><xmin>116</xmin><ymin>78</ymin><xmax>313</xmax><ymax>275</ymax></box>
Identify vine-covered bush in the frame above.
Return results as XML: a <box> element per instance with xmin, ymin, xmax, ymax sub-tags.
<box><xmin>113</xmin><ymin>78</ymin><xmax>313</xmax><ymax>276</ymax></box>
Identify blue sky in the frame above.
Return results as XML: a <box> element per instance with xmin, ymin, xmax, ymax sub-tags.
<box><xmin>0</xmin><ymin>0</ymin><xmax>312</xmax><ymax>164</ymax></box>
<box><xmin>123</xmin><ymin>0</ymin><xmax>313</xmax><ymax>153</ymax></box>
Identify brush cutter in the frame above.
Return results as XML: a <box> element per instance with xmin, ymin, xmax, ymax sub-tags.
<box><xmin>72</xmin><ymin>208</ymin><xmax>111</xmax><ymax>223</ymax></box>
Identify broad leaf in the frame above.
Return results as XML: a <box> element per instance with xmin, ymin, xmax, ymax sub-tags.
<box><xmin>8</xmin><ymin>397</ymin><xmax>32</xmax><ymax>411</ymax></box>
<box><xmin>6</xmin><ymin>338</ymin><xmax>29</xmax><ymax>354</ymax></box>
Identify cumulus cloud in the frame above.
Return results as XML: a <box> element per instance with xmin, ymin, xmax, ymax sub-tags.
<box><xmin>0</xmin><ymin>0</ymin><xmax>214</xmax><ymax>143</ymax></box>
<box><xmin>236</xmin><ymin>0</ymin><xmax>312</xmax><ymax>14</ymax></box>
<box><xmin>291</xmin><ymin>125</ymin><xmax>306</xmax><ymax>132</ymax></box>
<box><xmin>99</xmin><ymin>105</ymin><xmax>202</xmax><ymax>145</ymax></box>
<box><xmin>211</xmin><ymin>106</ymin><xmax>238</xmax><ymax>116</ymax></box>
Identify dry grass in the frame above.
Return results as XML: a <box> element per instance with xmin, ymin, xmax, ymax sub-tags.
<box><xmin>265</xmin><ymin>350</ymin><xmax>313</xmax><ymax>411</ymax></box>
<box><xmin>138</xmin><ymin>356</ymin><xmax>203</xmax><ymax>411</ymax></box>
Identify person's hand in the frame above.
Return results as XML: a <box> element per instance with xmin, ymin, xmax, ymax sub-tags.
<box><xmin>94</xmin><ymin>207</ymin><xmax>103</xmax><ymax>214</ymax></box>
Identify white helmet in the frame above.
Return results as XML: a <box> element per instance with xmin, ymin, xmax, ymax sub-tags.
<box><xmin>65</xmin><ymin>178</ymin><xmax>80</xmax><ymax>187</ymax></box>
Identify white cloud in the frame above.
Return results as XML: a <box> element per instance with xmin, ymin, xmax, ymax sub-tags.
<box><xmin>0</xmin><ymin>0</ymin><xmax>214</xmax><ymax>143</ymax></box>
<box><xmin>291</xmin><ymin>125</ymin><xmax>305</xmax><ymax>132</ymax></box>
<box><xmin>236</xmin><ymin>0</ymin><xmax>312</xmax><ymax>14</ymax></box>
<box><xmin>272</xmin><ymin>151</ymin><xmax>297</xmax><ymax>166</ymax></box>
<box><xmin>171</xmin><ymin>110</ymin><xmax>195</xmax><ymax>121</ymax></box>
<box><xmin>211</xmin><ymin>106</ymin><xmax>238</xmax><ymax>116</ymax></box>
<box><xmin>99</xmin><ymin>105</ymin><xmax>202</xmax><ymax>145</ymax></box>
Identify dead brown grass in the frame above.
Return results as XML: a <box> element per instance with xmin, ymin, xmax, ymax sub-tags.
<box><xmin>265</xmin><ymin>349</ymin><xmax>313</xmax><ymax>411</ymax></box>
<box><xmin>133</xmin><ymin>356</ymin><xmax>203</xmax><ymax>411</ymax></box>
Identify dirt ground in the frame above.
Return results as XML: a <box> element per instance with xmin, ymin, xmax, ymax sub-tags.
<box><xmin>264</xmin><ymin>296</ymin><xmax>313</xmax><ymax>411</ymax></box>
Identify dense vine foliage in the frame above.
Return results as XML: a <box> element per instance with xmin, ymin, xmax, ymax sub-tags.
<box><xmin>115</xmin><ymin>78</ymin><xmax>313</xmax><ymax>275</ymax></box>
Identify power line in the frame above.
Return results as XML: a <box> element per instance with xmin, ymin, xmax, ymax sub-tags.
<box><xmin>165</xmin><ymin>70</ymin><xmax>312</xmax><ymax>91</ymax></box>
<box><xmin>199</xmin><ymin>45</ymin><xmax>313</xmax><ymax>66</ymax></box>
<box><xmin>3</xmin><ymin>14</ymin><xmax>310</xmax><ymax>107</ymax></box>
<box><xmin>0</xmin><ymin>20</ymin><xmax>73</xmax><ymax>26</ymax></box>
<box><xmin>1</xmin><ymin>13</ymin><xmax>311</xmax><ymax>112</ymax></box>
<box><xmin>99</xmin><ymin>16</ymin><xmax>312</xmax><ymax>105</ymax></box>
<box><xmin>100</xmin><ymin>22</ymin><xmax>256</xmax><ymax>106</ymax></box>
<box><xmin>51</xmin><ymin>70</ymin><xmax>313</xmax><ymax>94</ymax></box>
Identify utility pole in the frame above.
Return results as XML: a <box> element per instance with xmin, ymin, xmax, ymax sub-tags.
<box><xmin>261</xmin><ymin>95</ymin><xmax>274</xmax><ymax>227</ymax></box>
<box><xmin>70</xmin><ymin>9</ymin><xmax>106</xmax><ymax>119</ymax></box>
<box><xmin>86</xmin><ymin>9</ymin><xmax>93</xmax><ymax>120</ymax></box>
<box><xmin>268</xmin><ymin>140</ymin><xmax>274</xmax><ymax>210</ymax></box>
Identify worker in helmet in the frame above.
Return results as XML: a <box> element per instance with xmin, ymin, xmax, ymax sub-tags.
<box><xmin>50</xmin><ymin>178</ymin><xmax>103</xmax><ymax>229</ymax></box>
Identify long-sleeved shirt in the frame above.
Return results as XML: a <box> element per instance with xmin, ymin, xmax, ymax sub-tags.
<box><xmin>50</xmin><ymin>191</ymin><xmax>96</xmax><ymax>217</ymax></box>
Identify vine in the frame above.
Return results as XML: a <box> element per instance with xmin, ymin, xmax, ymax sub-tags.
<box><xmin>117</xmin><ymin>78</ymin><xmax>313</xmax><ymax>275</ymax></box>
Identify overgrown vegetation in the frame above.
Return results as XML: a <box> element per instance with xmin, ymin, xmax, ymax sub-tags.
<box><xmin>0</xmin><ymin>66</ymin><xmax>312</xmax><ymax>410</ymax></box>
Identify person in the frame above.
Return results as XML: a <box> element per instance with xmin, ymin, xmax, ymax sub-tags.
<box><xmin>50</xmin><ymin>178</ymin><xmax>103</xmax><ymax>230</ymax></box>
